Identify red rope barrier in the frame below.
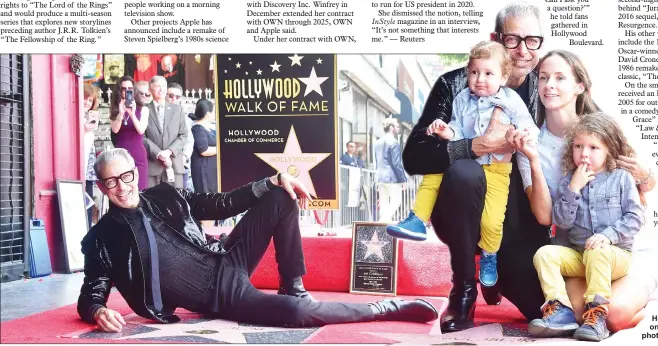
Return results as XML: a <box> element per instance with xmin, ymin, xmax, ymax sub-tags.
<box><xmin>313</xmin><ymin>210</ymin><xmax>330</xmax><ymax>226</ymax></box>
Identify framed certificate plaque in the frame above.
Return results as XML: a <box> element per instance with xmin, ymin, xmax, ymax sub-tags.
<box><xmin>349</xmin><ymin>222</ymin><xmax>399</xmax><ymax>296</ymax></box>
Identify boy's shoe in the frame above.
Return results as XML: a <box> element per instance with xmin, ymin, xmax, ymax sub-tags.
<box><xmin>386</xmin><ymin>212</ymin><xmax>427</xmax><ymax>241</ymax></box>
<box><xmin>573</xmin><ymin>295</ymin><xmax>610</xmax><ymax>342</ymax></box>
<box><xmin>478</xmin><ymin>252</ymin><xmax>498</xmax><ymax>287</ymax></box>
<box><xmin>528</xmin><ymin>300</ymin><xmax>579</xmax><ymax>337</ymax></box>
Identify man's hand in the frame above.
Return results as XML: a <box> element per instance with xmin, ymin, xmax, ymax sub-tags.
<box><xmin>472</xmin><ymin>107</ymin><xmax>515</xmax><ymax>156</ymax></box>
<box><xmin>271</xmin><ymin>173</ymin><xmax>313</xmax><ymax>209</ymax></box>
<box><xmin>426</xmin><ymin>119</ymin><xmax>454</xmax><ymax>139</ymax></box>
<box><xmin>569</xmin><ymin>163</ymin><xmax>595</xmax><ymax>193</ymax></box>
<box><xmin>93</xmin><ymin>307</ymin><xmax>126</xmax><ymax>332</ymax></box>
<box><xmin>157</xmin><ymin>150</ymin><xmax>172</xmax><ymax>164</ymax></box>
<box><xmin>585</xmin><ymin>233</ymin><xmax>612</xmax><ymax>250</ymax></box>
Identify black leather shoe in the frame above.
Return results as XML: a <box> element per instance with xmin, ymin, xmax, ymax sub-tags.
<box><xmin>440</xmin><ymin>279</ymin><xmax>477</xmax><ymax>332</ymax></box>
<box><xmin>480</xmin><ymin>282</ymin><xmax>502</xmax><ymax>306</ymax></box>
<box><xmin>370</xmin><ymin>298</ymin><xmax>438</xmax><ymax>323</ymax></box>
<box><xmin>277</xmin><ymin>276</ymin><xmax>316</xmax><ymax>301</ymax></box>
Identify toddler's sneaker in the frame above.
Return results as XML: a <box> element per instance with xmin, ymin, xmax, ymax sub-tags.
<box><xmin>478</xmin><ymin>251</ymin><xmax>498</xmax><ymax>287</ymax></box>
<box><xmin>573</xmin><ymin>295</ymin><xmax>610</xmax><ymax>342</ymax></box>
<box><xmin>386</xmin><ymin>212</ymin><xmax>427</xmax><ymax>241</ymax></box>
<box><xmin>528</xmin><ymin>300</ymin><xmax>579</xmax><ymax>337</ymax></box>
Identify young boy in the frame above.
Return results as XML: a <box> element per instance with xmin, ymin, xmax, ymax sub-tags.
<box><xmin>528</xmin><ymin>113</ymin><xmax>644</xmax><ymax>341</ymax></box>
<box><xmin>386</xmin><ymin>41</ymin><xmax>539</xmax><ymax>287</ymax></box>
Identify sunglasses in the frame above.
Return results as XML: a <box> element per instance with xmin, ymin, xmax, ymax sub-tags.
<box><xmin>140</xmin><ymin>91</ymin><xmax>152</xmax><ymax>97</ymax></box>
<box><xmin>101</xmin><ymin>168</ymin><xmax>136</xmax><ymax>189</ymax></box>
<box><xmin>168</xmin><ymin>93</ymin><xmax>182</xmax><ymax>99</ymax></box>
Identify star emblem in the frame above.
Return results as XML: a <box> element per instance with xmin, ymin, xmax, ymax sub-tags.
<box><xmin>228</xmin><ymin>57</ymin><xmax>232</xmax><ymax>61</ymax></box>
<box><xmin>256</xmin><ymin>69</ymin><xmax>263</xmax><ymax>75</ymax></box>
<box><xmin>366</xmin><ymin>323</ymin><xmax>568</xmax><ymax>345</ymax></box>
<box><xmin>289</xmin><ymin>54</ymin><xmax>304</xmax><ymax>66</ymax></box>
<box><xmin>223</xmin><ymin>70</ymin><xmax>227</xmax><ymax>73</ymax></box>
<box><xmin>245</xmin><ymin>71</ymin><xmax>249</xmax><ymax>75</ymax></box>
<box><xmin>106</xmin><ymin>314</ymin><xmax>315</xmax><ymax>343</ymax></box>
<box><xmin>255</xmin><ymin>126</ymin><xmax>330</xmax><ymax>198</ymax></box>
<box><xmin>236</xmin><ymin>62</ymin><xmax>241</xmax><ymax>68</ymax></box>
<box><xmin>360</xmin><ymin>231</ymin><xmax>387</xmax><ymax>261</ymax></box>
<box><xmin>249</xmin><ymin>61</ymin><xmax>253</xmax><ymax>65</ymax></box>
<box><xmin>298</xmin><ymin>67</ymin><xmax>328</xmax><ymax>97</ymax></box>
<box><xmin>270</xmin><ymin>61</ymin><xmax>281</xmax><ymax>72</ymax></box>
<box><xmin>316</xmin><ymin>58</ymin><xmax>323</xmax><ymax>64</ymax></box>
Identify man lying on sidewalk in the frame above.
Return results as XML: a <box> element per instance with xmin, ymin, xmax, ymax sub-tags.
<box><xmin>77</xmin><ymin>148</ymin><xmax>438</xmax><ymax>332</ymax></box>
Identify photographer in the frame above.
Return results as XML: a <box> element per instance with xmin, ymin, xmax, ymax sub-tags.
<box><xmin>110</xmin><ymin>76</ymin><xmax>149</xmax><ymax>190</ymax></box>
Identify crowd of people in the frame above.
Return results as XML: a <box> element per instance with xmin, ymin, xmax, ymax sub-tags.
<box><xmin>77</xmin><ymin>1</ymin><xmax>656</xmax><ymax>342</ymax></box>
<box><xmin>83</xmin><ymin>76</ymin><xmax>219</xmax><ymax>229</ymax></box>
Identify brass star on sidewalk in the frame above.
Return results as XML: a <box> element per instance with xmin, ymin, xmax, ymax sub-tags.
<box><xmin>255</xmin><ymin>126</ymin><xmax>330</xmax><ymax>198</ymax></box>
<box><xmin>112</xmin><ymin>314</ymin><xmax>314</xmax><ymax>343</ymax></box>
<box><xmin>367</xmin><ymin>323</ymin><xmax>572</xmax><ymax>345</ymax></box>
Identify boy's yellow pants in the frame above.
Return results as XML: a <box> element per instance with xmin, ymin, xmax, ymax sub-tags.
<box><xmin>413</xmin><ymin>162</ymin><xmax>512</xmax><ymax>253</ymax></box>
<box><xmin>533</xmin><ymin>245</ymin><xmax>632</xmax><ymax>307</ymax></box>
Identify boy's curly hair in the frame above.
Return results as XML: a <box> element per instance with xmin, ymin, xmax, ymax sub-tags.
<box><xmin>562</xmin><ymin>112</ymin><xmax>645</xmax><ymax>204</ymax></box>
<box><xmin>562</xmin><ymin>112</ymin><xmax>634</xmax><ymax>174</ymax></box>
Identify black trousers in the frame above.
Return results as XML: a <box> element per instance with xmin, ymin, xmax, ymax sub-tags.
<box><xmin>203</xmin><ymin>189</ymin><xmax>373</xmax><ymax>327</ymax></box>
<box><xmin>431</xmin><ymin>159</ymin><xmax>548</xmax><ymax>321</ymax></box>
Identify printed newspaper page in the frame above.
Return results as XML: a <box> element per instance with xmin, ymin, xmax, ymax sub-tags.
<box><xmin>0</xmin><ymin>0</ymin><xmax>657</xmax><ymax>344</ymax></box>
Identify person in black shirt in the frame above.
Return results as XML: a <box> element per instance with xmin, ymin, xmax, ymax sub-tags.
<box><xmin>78</xmin><ymin>148</ymin><xmax>438</xmax><ymax>332</ymax></box>
<box><xmin>402</xmin><ymin>1</ymin><xmax>545</xmax><ymax>332</ymax></box>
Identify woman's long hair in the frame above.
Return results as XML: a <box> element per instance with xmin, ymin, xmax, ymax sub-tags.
<box><xmin>109</xmin><ymin>75</ymin><xmax>136</xmax><ymax>121</ymax></box>
<box><xmin>188</xmin><ymin>99</ymin><xmax>214</xmax><ymax>121</ymax></box>
<box><xmin>562</xmin><ymin>112</ymin><xmax>645</xmax><ymax>205</ymax></box>
<box><xmin>536</xmin><ymin>50</ymin><xmax>600</xmax><ymax>127</ymax></box>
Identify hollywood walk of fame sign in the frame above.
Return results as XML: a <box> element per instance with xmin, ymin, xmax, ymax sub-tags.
<box><xmin>215</xmin><ymin>54</ymin><xmax>339</xmax><ymax>209</ymax></box>
<box><xmin>350</xmin><ymin>222</ymin><xmax>399</xmax><ymax>296</ymax></box>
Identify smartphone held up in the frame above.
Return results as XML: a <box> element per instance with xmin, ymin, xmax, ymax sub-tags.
<box><xmin>86</xmin><ymin>110</ymin><xmax>99</xmax><ymax>131</ymax></box>
<box><xmin>125</xmin><ymin>90</ymin><xmax>134</xmax><ymax>107</ymax></box>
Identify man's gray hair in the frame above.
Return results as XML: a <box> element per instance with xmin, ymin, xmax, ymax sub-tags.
<box><xmin>494</xmin><ymin>1</ymin><xmax>542</xmax><ymax>34</ymax></box>
<box><xmin>94</xmin><ymin>148</ymin><xmax>135</xmax><ymax>179</ymax></box>
<box><xmin>149</xmin><ymin>75</ymin><xmax>167</xmax><ymax>87</ymax></box>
